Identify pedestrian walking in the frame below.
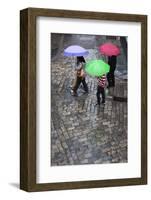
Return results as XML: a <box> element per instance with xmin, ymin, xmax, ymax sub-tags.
<box><xmin>107</xmin><ymin>55</ymin><xmax>117</xmax><ymax>88</ymax></box>
<box><xmin>96</xmin><ymin>74</ymin><xmax>106</xmax><ymax>105</ymax></box>
<box><xmin>71</xmin><ymin>56</ymin><xmax>88</xmax><ymax>96</ymax></box>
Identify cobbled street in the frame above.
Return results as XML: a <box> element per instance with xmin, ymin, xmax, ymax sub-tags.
<box><xmin>51</xmin><ymin>34</ymin><xmax>127</xmax><ymax>166</ymax></box>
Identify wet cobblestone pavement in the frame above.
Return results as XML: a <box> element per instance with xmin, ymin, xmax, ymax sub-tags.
<box><xmin>51</xmin><ymin>34</ymin><xmax>127</xmax><ymax>166</ymax></box>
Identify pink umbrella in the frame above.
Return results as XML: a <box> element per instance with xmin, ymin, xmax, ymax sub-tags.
<box><xmin>99</xmin><ymin>42</ymin><xmax>120</xmax><ymax>56</ymax></box>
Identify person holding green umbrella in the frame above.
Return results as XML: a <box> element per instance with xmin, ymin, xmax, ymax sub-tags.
<box><xmin>85</xmin><ymin>59</ymin><xmax>110</xmax><ymax>105</ymax></box>
<box><xmin>96</xmin><ymin>74</ymin><xmax>106</xmax><ymax>105</ymax></box>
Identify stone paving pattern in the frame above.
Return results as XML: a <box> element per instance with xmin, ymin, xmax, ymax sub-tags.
<box><xmin>51</xmin><ymin>34</ymin><xmax>127</xmax><ymax>166</ymax></box>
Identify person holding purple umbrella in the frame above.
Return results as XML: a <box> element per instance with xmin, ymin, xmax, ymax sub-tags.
<box><xmin>64</xmin><ymin>45</ymin><xmax>89</xmax><ymax>96</ymax></box>
<box><xmin>71</xmin><ymin>56</ymin><xmax>88</xmax><ymax>96</ymax></box>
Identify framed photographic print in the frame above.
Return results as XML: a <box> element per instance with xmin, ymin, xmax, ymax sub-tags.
<box><xmin>20</xmin><ymin>8</ymin><xmax>147</xmax><ymax>191</ymax></box>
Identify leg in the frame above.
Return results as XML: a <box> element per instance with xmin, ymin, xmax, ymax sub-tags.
<box><xmin>96</xmin><ymin>86</ymin><xmax>101</xmax><ymax>105</ymax></box>
<box><xmin>109</xmin><ymin>72</ymin><xmax>114</xmax><ymax>87</ymax></box>
<box><xmin>107</xmin><ymin>72</ymin><xmax>112</xmax><ymax>88</ymax></box>
<box><xmin>110</xmin><ymin>66</ymin><xmax>116</xmax><ymax>87</ymax></box>
<box><xmin>112</xmin><ymin>72</ymin><xmax>115</xmax><ymax>87</ymax></box>
<box><xmin>107</xmin><ymin>72</ymin><xmax>110</xmax><ymax>86</ymax></box>
<box><xmin>82</xmin><ymin>78</ymin><xmax>88</xmax><ymax>92</ymax></box>
<box><xmin>72</xmin><ymin>77</ymin><xmax>81</xmax><ymax>94</ymax></box>
<box><xmin>71</xmin><ymin>76</ymin><xmax>77</xmax><ymax>89</ymax></box>
<box><xmin>100</xmin><ymin>87</ymin><xmax>105</xmax><ymax>103</ymax></box>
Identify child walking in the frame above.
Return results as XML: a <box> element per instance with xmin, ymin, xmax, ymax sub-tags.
<box><xmin>96</xmin><ymin>74</ymin><xmax>106</xmax><ymax>105</ymax></box>
<box><xmin>71</xmin><ymin>56</ymin><xmax>88</xmax><ymax>96</ymax></box>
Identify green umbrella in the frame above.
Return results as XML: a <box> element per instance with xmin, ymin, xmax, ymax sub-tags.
<box><xmin>85</xmin><ymin>59</ymin><xmax>110</xmax><ymax>77</ymax></box>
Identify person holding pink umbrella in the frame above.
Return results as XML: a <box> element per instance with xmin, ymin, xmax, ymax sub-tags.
<box><xmin>107</xmin><ymin>55</ymin><xmax>117</xmax><ymax>88</ymax></box>
<box><xmin>99</xmin><ymin>42</ymin><xmax>120</xmax><ymax>88</ymax></box>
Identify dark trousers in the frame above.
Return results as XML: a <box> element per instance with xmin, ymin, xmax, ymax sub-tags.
<box><xmin>73</xmin><ymin>77</ymin><xmax>88</xmax><ymax>93</ymax></box>
<box><xmin>96</xmin><ymin>85</ymin><xmax>105</xmax><ymax>105</ymax></box>
<box><xmin>107</xmin><ymin>71</ymin><xmax>115</xmax><ymax>87</ymax></box>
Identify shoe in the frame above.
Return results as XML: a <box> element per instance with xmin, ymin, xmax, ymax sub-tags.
<box><xmin>69</xmin><ymin>85</ymin><xmax>73</xmax><ymax>89</ymax></box>
<box><xmin>83</xmin><ymin>90</ymin><xmax>88</xmax><ymax>94</ymax></box>
<box><xmin>95</xmin><ymin>103</ymin><xmax>100</xmax><ymax>106</ymax></box>
<box><xmin>70</xmin><ymin>89</ymin><xmax>77</xmax><ymax>96</ymax></box>
<box><xmin>102</xmin><ymin>101</ymin><xmax>106</xmax><ymax>105</ymax></box>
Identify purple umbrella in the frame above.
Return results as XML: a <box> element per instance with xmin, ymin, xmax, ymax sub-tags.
<box><xmin>64</xmin><ymin>45</ymin><xmax>89</xmax><ymax>57</ymax></box>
